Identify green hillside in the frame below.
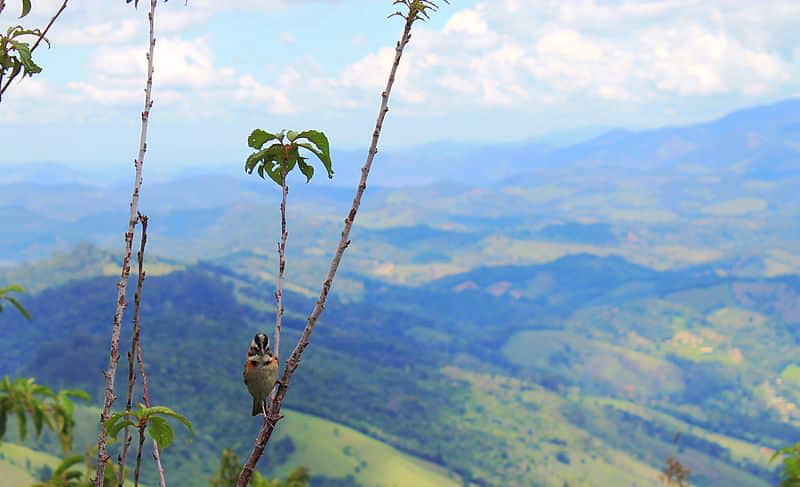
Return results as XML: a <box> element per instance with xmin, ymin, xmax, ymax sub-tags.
<box><xmin>1</xmin><ymin>246</ymin><xmax>796</xmax><ymax>485</ymax></box>
<box><xmin>270</xmin><ymin>410</ymin><xmax>461</xmax><ymax>487</ymax></box>
<box><xmin>5</xmin><ymin>404</ymin><xmax>459</xmax><ymax>487</ymax></box>
<box><xmin>0</xmin><ymin>442</ymin><xmax>60</xmax><ymax>486</ymax></box>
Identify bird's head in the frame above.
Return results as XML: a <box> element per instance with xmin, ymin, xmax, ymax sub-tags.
<box><xmin>248</xmin><ymin>333</ymin><xmax>271</xmax><ymax>357</ymax></box>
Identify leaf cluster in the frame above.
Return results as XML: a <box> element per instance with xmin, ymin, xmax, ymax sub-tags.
<box><xmin>771</xmin><ymin>442</ymin><xmax>800</xmax><ymax>486</ymax></box>
<box><xmin>389</xmin><ymin>0</ymin><xmax>448</xmax><ymax>22</ymax></box>
<box><xmin>105</xmin><ymin>404</ymin><xmax>193</xmax><ymax>450</ymax></box>
<box><xmin>0</xmin><ymin>376</ymin><xmax>90</xmax><ymax>453</ymax></box>
<box><xmin>245</xmin><ymin>129</ymin><xmax>333</xmax><ymax>186</ymax></box>
<box><xmin>0</xmin><ymin>24</ymin><xmax>48</xmax><ymax>80</ymax></box>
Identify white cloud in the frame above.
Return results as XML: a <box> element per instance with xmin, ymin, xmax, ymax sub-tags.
<box><xmin>316</xmin><ymin>0</ymin><xmax>800</xmax><ymax>111</ymax></box>
<box><xmin>7</xmin><ymin>0</ymin><xmax>800</xmax><ymax>133</ymax></box>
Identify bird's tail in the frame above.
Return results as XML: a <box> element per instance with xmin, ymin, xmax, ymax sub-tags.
<box><xmin>252</xmin><ymin>397</ymin><xmax>266</xmax><ymax>416</ymax></box>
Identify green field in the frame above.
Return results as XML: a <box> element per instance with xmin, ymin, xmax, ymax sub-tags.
<box><xmin>270</xmin><ymin>410</ymin><xmax>461</xmax><ymax>487</ymax></box>
<box><xmin>0</xmin><ymin>442</ymin><xmax>59</xmax><ymax>486</ymax></box>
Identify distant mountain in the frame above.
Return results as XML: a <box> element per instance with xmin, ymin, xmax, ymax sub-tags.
<box><xmin>510</xmin><ymin>98</ymin><xmax>800</xmax><ymax>181</ymax></box>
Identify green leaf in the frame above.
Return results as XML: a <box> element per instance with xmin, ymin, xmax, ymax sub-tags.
<box><xmin>16</xmin><ymin>408</ymin><xmax>26</xmax><ymax>440</ymax></box>
<box><xmin>8</xmin><ymin>40</ymin><xmax>42</xmax><ymax>76</ymax></box>
<box><xmin>107</xmin><ymin>419</ymin><xmax>136</xmax><ymax>440</ymax></box>
<box><xmin>0</xmin><ymin>285</ymin><xmax>25</xmax><ymax>293</ymax></box>
<box><xmin>143</xmin><ymin>406</ymin><xmax>194</xmax><ymax>434</ymax></box>
<box><xmin>297</xmin><ymin>158</ymin><xmax>314</xmax><ymax>183</ymax></box>
<box><xmin>286</xmin><ymin>130</ymin><xmax>298</xmax><ymax>142</ymax></box>
<box><xmin>20</xmin><ymin>0</ymin><xmax>32</xmax><ymax>18</ymax></box>
<box><xmin>147</xmin><ymin>416</ymin><xmax>174</xmax><ymax>449</ymax></box>
<box><xmin>284</xmin><ymin>144</ymin><xmax>299</xmax><ymax>174</ymax></box>
<box><xmin>59</xmin><ymin>395</ymin><xmax>75</xmax><ymax>419</ymax></box>
<box><xmin>266</xmin><ymin>164</ymin><xmax>283</xmax><ymax>186</ymax></box>
<box><xmin>247</xmin><ymin>129</ymin><xmax>279</xmax><ymax>150</ymax></box>
<box><xmin>6</xmin><ymin>297</ymin><xmax>31</xmax><ymax>320</ymax></box>
<box><xmin>245</xmin><ymin>143</ymin><xmax>282</xmax><ymax>174</ymax></box>
<box><xmin>295</xmin><ymin>130</ymin><xmax>333</xmax><ymax>178</ymax></box>
<box><xmin>53</xmin><ymin>455</ymin><xmax>85</xmax><ymax>476</ymax></box>
<box><xmin>0</xmin><ymin>405</ymin><xmax>7</xmax><ymax>438</ymax></box>
<box><xmin>32</xmin><ymin>405</ymin><xmax>44</xmax><ymax>437</ymax></box>
<box><xmin>62</xmin><ymin>388</ymin><xmax>92</xmax><ymax>402</ymax></box>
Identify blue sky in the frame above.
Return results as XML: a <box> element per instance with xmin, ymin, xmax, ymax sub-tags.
<box><xmin>2</xmin><ymin>0</ymin><xmax>800</xmax><ymax>173</ymax></box>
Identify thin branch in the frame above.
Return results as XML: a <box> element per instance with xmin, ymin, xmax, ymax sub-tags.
<box><xmin>274</xmin><ymin>161</ymin><xmax>289</xmax><ymax>362</ymax></box>
<box><xmin>117</xmin><ymin>218</ymin><xmax>141</xmax><ymax>487</ymax></box>
<box><xmin>131</xmin><ymin>215</ymin><xmax>167</xmax><ymax>487</ymax></box>
<box><xmin>235</xmin><ymin>10</ymin><xmax>419</xmax><ymax>486</ymax></box>
<box><xmin>134</xmin><ymin>424</ymin><xmax>146</xmax><ymax>487</ymax></box>
<box><xmin>0</xmin><ymin>0</ymin><xmax>68</xmax><ymax>99</ymax></box>
<box><xmin>117</xmin><ymin>214</ymin><xmax>161</xmax><ymax>486</ymax></box>
<box><xmin>95</xmin><ymin>0</ymin><xmax>159</xmax><ymax>484</ymax></box>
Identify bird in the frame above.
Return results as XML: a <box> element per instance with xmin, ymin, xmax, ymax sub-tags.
<box><xmin>243</xmin><ymin>333</ymin><xmax>279</xmax><ymax>417</ymax></box>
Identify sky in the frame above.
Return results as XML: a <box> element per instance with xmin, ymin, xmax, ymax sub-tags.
<box><xmin>1</xmin><ymin>0</ymin><xmax>800</xmax><ymax>172</ymax></box>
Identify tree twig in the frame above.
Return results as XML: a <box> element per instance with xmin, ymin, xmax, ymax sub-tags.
<box><xmin>116</xmin><ymin>218</ymin><xmax>143</xmax><ymax>487</ymax></box>
<box><xmin>274</xmin><ymin>162</ymin><xmax>289</xmax><ymax>362</ymax></box>
<box><xmin>134</xmin><ymin>424</ymin><xmax>146</xmax><ymax>487</ymax></box>
<box><xmin>234</xmin><ymin>10</ymin><xmax>419</xmax><ymax>486</ymax></box>
<box><xmin>131</xmin><ymin>215</ymin><xmax>167</xmax><ymax>487</ymax></box>
<box><xmin>117</xmin><ymin>214</ymin><xmax>164</xmax><ymax>486</ymax></box>
<box><xmin>95</xmin><ymin>0</ymin><xmax>159</xmax><ymax>484</ymax></box>
<box><xmin>0</xmin><ymin>0</ymin><xmax>68</xmax><ymax>99</ymax></box>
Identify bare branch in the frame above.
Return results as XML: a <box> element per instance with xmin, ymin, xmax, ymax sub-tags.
<box><xmin>0</xmin><ymin>0</ymin><xmax>68</xmax><ymax>99</ymax></box>
<box><xmin>134</xmin><ymin>223</ymin><xmax>168</xmax><ymax>487</ymax></box>
<box><xmin>95</xmin><ymin>0</ymin><xmax>159</xmax><ymax>484</ymax></box>
<box><xmin>117</xmin><ymin>216</ymin><xmax>142</xmax><ymax>487</ymax></box>
<box><xmin>117</xmin><ymin>214</ymin><xmax>165</xmax><ymax>486</ymax></box>
<box><xmin>235</xmin><ymin>10</ymin><xmax>421</xmax><ymax>486</ymax></box>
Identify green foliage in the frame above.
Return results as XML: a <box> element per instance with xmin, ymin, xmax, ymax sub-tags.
<box><xmin>29</xmin><ymin>451</ymin><xmax>127</xmax><ymax>487</ymax></box>
<box><xmin>209</xmin><ymin>449</ymin><xmax>310</xmax><ymax>487</ymax></box>
<box><xmin>6</xmin><ymin>257</ymin><xmax>798</xmax><ymax>485</ymax></box>
<box><xmin>0</xmin><ymin>377</ymin><xmax>90</xmax><ymax>454</ymax></box>
<box><xmin>105</xmin><ymin>404</ymin><xmax>193</xmax><ymax>450</ymax></box>
<box><xmin>389</xmin><ymin>0</ymin><xmax>447</xmax><ymax>22</ymax></box>
<box><xmin>20</xmin><ymin>0</ymin><xmax>33</xmax><ymax>19</ymax></box>
<box><xmin>771</xmin><ymin>442</ymin><xmax>800</xmax><ymax>486</ymax></box>
<box><xmin>48</xmin><ymin>389</ymin><xmax>92</xmax><ymax>453</ymax></box>
<box><xmin>0</xmin><ymin>284</ymin><xmax>31</xmax><ymax>320</ymax></box>
<box><xmin>245</xmin><ymin>129</ymin><xmax>333</xmax><ymax>185</ymax></box>
<box><xmin>0</xmin><ymin>24</ymin><xmax>48</xmax><ymax>81</ymax></box>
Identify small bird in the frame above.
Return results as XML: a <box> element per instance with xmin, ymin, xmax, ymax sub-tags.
<box><xmin>243</xmin><ymin>333</ymin><xmax>279</xmax><ymax>417</ymax></box>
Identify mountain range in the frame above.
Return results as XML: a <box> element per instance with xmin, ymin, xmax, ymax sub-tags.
<box><xmin>1</xmin><ymin>99</ymin><xmax>799</xmax><ymax>486</ymax></box>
